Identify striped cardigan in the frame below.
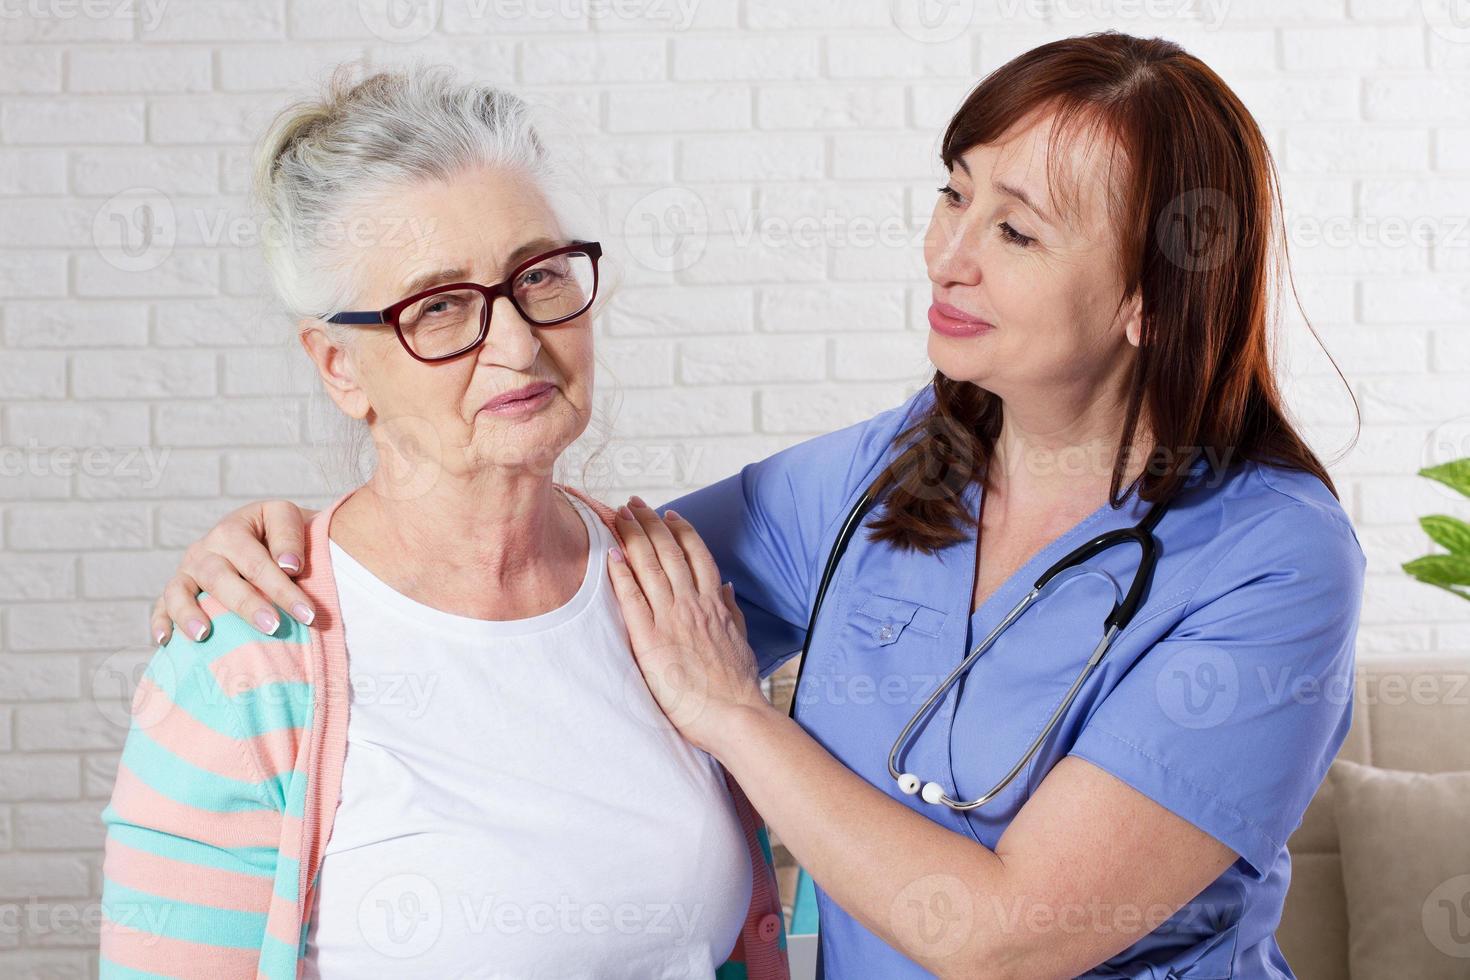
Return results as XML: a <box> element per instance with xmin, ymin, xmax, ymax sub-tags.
<box><xmin>99</xmin><ymin>485</ymin><xmax>790</xmax><ymax>979</ymax></box>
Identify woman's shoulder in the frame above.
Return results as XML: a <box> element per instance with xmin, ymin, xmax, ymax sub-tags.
<box><xmin>141</xmin><ymin>591</ymin><xmax>315</xmax><ymax>738</ymax></box>
<box><xmin>1192</xmin><ymin>457</ymin><xmax>1365</xmax><ymax>589</ymax></box>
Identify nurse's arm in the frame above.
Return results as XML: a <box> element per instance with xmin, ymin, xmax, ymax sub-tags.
<box><xmin>718</xmin><ymin>706</ymin><xmax>1237</xmax><ymax>979</ymax></box>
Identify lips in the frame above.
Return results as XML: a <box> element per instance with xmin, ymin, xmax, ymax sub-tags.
<box><xmin>482</xmin><ymin>381</ymin><xmax>555</xmax><ymax>413</ymax></box>
<box><xmin>927</xmin><ymin>301</ymin><xmax>995</xmax><ymax>338</ymax></box>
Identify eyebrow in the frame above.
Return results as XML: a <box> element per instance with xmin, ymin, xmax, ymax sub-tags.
<box><xmin>954</xmin><ymin>156</ymin><xmax>1057</xmax><ymax>228</ymax></box>
<box><xmin>396</xmin><ymin>236</ymin><xmax>565</xmax><ymax>300</ymax></box>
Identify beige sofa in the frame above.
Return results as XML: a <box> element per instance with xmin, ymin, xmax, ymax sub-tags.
<box><xmin>1277</xmin><ymin>654</ymin><xmax>1470</xmax><ymax>978</ymax></box>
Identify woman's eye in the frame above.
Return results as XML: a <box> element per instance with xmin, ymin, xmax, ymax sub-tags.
<box><xmin>936</xmin><ymin>185</ymin><xmax>965</xmax><ymax>209</ymax></box>
<box><xmin>999</xmin><ymin>221</ymin><xmax>1035</xmax><ymax>247</ymax></box>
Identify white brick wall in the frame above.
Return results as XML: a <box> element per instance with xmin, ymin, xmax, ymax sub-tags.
<box><xmin>2</xmin><ymin>0</ymin><xmax>1469</xmax><ymax>973</ymax></box>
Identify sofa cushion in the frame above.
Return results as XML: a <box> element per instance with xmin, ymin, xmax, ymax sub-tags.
<box><xmin>1329</xmin><ymin>758</ymin><xmax>1470</xmax><ymax>979</ymax></box>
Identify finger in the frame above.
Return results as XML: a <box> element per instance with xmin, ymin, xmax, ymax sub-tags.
<box><xmin>719</xmin><ymin>581</ymin><xmax>747</xmax><ymax>634</ymax></box>
<box><xmin>190</xmin><ymin>552</ymin><xmax>286</xmax><ymax>637</ymax></box>
<box><xmin>606</xmin><ymin>546</ymin><xmax>654</xmax><ymax>635</ymax></box>
<box><xmin>613</xmin><ymin>502</ymin><xmax>675</xmax><ymax>608</ymax></box>
<box><xmin>148</xmin><ymin>596</ymin><xmax>173</xmax><ymax>647</ymax></box>
<box><xmin>627</xmin><ymin>496</ymin><xmax>696</xmax><ymax>596</ymax></box>
<box><xmin>661</xmin><ymin>509</ymin><xmax>722</xmax><ymax>595</ymax></box>
<box><xmin>260</xmin><ymin>501</ymin><xmax>310</xmax><ymax>576</ymax></box>
<box><xmin>191</xmin><ymin>523</ymin><xmax>316</xmax><ymax>627</ymax></box>
<box><xmin>161</xmin><ymin>574</ymin><xmax>213</xmax><ymax>642</ymax></box>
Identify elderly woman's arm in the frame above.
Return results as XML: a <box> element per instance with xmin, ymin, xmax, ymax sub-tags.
<box><xmin>150</xmin><ymin>501</ymin><xmax>318</xmax><ymax>646</ymax></box>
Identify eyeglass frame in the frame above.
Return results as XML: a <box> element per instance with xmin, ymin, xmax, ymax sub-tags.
<box><xmin>324</xmin><ymin>240</ymin><xmax>603</xmax><ymax>364</ymax></box>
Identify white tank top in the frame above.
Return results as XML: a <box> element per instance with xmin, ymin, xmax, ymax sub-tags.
<box><xmin>302</xmin><ymin>490</ymin><xmax>752</xmax><ymax>978</ymax></box>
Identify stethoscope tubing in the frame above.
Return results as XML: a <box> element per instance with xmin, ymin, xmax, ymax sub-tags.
<box><xmin>789</xmin><ymin>477</ymin><xmax>1173</xmax><ymax>812</ymax></box>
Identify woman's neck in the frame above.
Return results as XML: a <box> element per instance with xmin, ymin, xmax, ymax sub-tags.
<box><xmin>329</xmin><ymin>468</ymin><xmax>589</xmax><ymax>621</ymax></box>
<box><xmin>986</xmin><ymin>390</ymin><xmax>1153</xmax><ymax>514</ymax></box>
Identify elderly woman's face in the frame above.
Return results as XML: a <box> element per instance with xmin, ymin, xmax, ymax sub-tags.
<box><xmin>318</xmin><ymin>165</ymin><xmax>594</xmax><ymax>483</ymax></box>
<box><xmin>923</xmin><ymin>111</ymin><xmax>1141</xmax><ymax>404</ymax></box>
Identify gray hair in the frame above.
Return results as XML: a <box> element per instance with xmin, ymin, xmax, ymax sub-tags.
<box><xmin>251</xmin><ymin>62</ymin><xmax>593</xmax><ymax>327</ymax></box>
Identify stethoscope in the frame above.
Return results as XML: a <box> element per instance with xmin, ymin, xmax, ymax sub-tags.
<box><xmin>789</xmin><ymin>478</ymin><xmax>1173</xmax><ymax>812</ymax></box>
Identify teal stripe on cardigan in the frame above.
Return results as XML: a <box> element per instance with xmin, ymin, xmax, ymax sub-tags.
<box><xmin>259</xmin><ymin>931</ymin><xmax>300</xmax><ymax>980</ymax></box>
<box><xmin>144</xmin><ymin>603</ymin><xmax>311</xmax><ymax>739</ymax></box>
<box><xmin>101</xmin><ymin>880</ymin><xmax>267</xmax><ymax>949</ymax></box>
<box><xmin>99</xmin><ymin>957</ymin><xmax>175</xmax><ymax>980</ymax></box>
<box><xmin>101</xmin><ymin>820</ymin><xmax>277</xmax><ymax>877</ymax></box>
<box><xmin>119</xmin><ymin>729</ymin><xmax>277</xmax><ymax>814</ymax></box>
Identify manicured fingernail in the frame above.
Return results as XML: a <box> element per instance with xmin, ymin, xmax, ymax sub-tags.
<box><xmin>187</xmin><ymin>618</ymin><xmax>208</xmax><ymax>642</ymax></box>
<box><xmin>664</xmin><ymin>509</ymin><xmax>681</xmax><ymax>521</ymax></box>
<box><xmin>617</xmin><ymin>504</ymin><xmax>634</xmax><ymax>520</ymax></box>
<box><xmin>609</xmin><ymin>547</ymin><xmax>625</xmax><ymax>563</ymax></box>
<box><xmin>254</xmin><ymin>609</ymin><xmax>280</xmax><ymax>634</ymax></box>
<box><xmin>629</xmin><ymin>495</ymin><xmax>647</xmax><ymax>508</ymax></box>
<box><xmin>291</xmin><ymin>602</ymin><xmax>315</xmax><ymax>626</ymax></box>
<box><xmin>153</xmin><ymin>627</ymin><xmax>166</xmax><ymax>646</ymax></box>
<box><xmin>278</xmin><ymin>554</ymin><xmax>301</xmax><ymax>573</ymax></box>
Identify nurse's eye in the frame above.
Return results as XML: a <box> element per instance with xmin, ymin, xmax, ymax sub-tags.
<box><xmin>936</xmin><ymin>185</ymin><xmax>966</xmax><ymax>210</ymax></box>
<box><xmin>999</xmin><ymin>221</ymin><xmax>1035</xmax><ymax>248</ymax></box>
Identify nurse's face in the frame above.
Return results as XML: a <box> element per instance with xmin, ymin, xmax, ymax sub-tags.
<box><xmin>923</xmin><ymin>110</ymin><xmax>1142</xmax><ymax>404</ymax></box>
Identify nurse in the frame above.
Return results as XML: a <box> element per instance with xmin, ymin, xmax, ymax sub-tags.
<box><xmin>148</xmin><ymin>33</ymin><xmax>1365</xmax><ymax>978</ymax></box>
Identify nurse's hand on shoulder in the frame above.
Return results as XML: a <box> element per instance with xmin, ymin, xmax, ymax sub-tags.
<box><xmin>608</xmin><ymin>496</ymin><xmax>772</xmax><ymax>756</ymax></box>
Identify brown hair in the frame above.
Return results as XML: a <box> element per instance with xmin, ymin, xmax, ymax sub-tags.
<box><xmin>865</xmin><ymin>31</ymin><xmax>1353</xmax><ymax>554</ymax></box>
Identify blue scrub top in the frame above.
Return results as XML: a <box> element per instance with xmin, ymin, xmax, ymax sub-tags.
<box><xmin>662</xmin><ymin>385</ymin><xmax>1367</xmax><ymax>979</ymax></box>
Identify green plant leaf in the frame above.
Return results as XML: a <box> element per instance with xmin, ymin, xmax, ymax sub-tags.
<box><xmin>1420</xmin><ymin>515</ymin><xmax>1470</xmax><ymax>555</ymax></box>
<box><xmin>1418</xmin><ymin>458</ymin><xmax>1470</xmax><ymax>500</ymax></box>
<box><xmin>1402</xmin><ymin>555</ymin><xmax>1470</xmax><ymax>600</ymax></box>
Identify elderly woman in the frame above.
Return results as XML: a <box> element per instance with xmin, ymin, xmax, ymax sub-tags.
<box><xmin>148</xmin><ymin>34</ymin><xmax>1366</xmax><ymax>979</ymax></box>
<box><xmin>98</xmin><ymin>68</ymin><xmax>788</xmax><ymax>979</ymax></box>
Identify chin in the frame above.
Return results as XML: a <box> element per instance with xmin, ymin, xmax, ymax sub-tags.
<box><xmin>926</xmin><ymin>334</ymin><xmax>996</xmax><ymax>387</ymax></box>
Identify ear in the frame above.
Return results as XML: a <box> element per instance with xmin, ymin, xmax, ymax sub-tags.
<box><xmin>299</xmin><ymin>319</ymin><xmax>371</xmax><ymax>420</ymax></box>
<box><xmin>1122</xmin><ymin>290</ymin><xmax>1143</xmax><ymax>348</ymax></box>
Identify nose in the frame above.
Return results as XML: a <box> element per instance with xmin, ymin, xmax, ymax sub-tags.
<box><xmin>927</xmin><ymin>212</ymin><xmax>983</xmax><ymax>289</ymax></box>
<box><xmin>477</xmin><ymin>295</ymin><xmax>541</xmax><ymax>372</ymax></box>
